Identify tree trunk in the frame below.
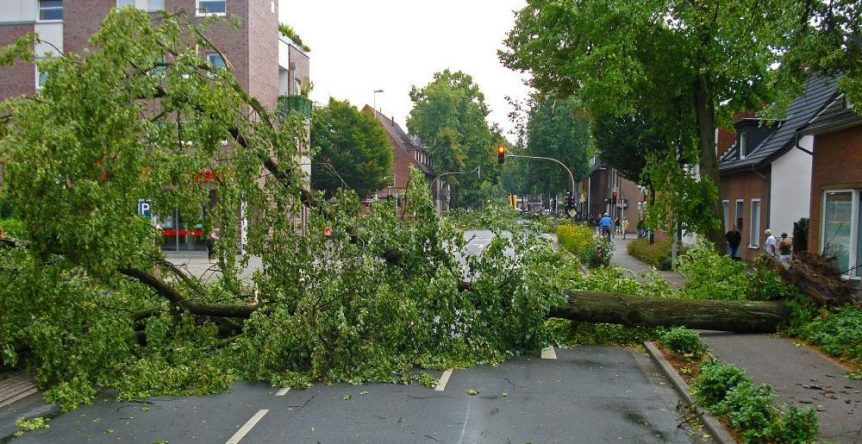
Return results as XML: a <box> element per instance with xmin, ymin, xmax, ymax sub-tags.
<box><xmin>694</xmin><ymin>75</ymin><xmax>726</xmax><ymax>253</ymax></box>
<box><xmin>548</xmin><ymin>291</ymin><xmax>790</xmax><ymax>333</ymax></box>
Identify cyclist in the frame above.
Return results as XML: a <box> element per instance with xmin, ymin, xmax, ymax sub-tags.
<box><xmin>599</xmin><ymin>212</ymin><xmax>612</xmax><ymax>242</ymax></box>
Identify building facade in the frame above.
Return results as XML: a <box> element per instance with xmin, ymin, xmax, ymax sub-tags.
<box><xmin>718</xmin><ymin>77</ymin><xmax>837</xmax><ymax>260</ymax></box>
<box><xmin>0</xmin><ymin>0</ymin><xmax>311</xmax><ymax>251</ymax></box>
<box><xmin>585</xmin><ymin>159</ymin><xmax>643</xmax><ymax>233</ymax></box>
<box><xmin>803</xmin><ymin>94</ymin><xmax>862</xmax><ymax>279</ymax></box>
<box><xmin>364</xmin><ymin>106</ymin><xmax>435</xmax><ymax>206</ymax></box>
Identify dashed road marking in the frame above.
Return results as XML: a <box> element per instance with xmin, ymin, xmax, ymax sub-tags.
<box><xmin>541</xmin><ymin>346</ymin><xmax>557</xmax><ymax>360</ymax></box>
<box><xmin>275</xmin><ymin>388</ymin><xmax>290</xmax><ymax>396</ymax></box>
<box><xmin>435</xmin><ymin>369</ymin><xmax>454</xmax><ymax>392</ymax></box>
<box><xmin>225</xmin><ymin>409</ymin><xmax>269</xmax><ymax>444</ymax></box>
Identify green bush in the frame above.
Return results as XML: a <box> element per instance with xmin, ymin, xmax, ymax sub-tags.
<box><xmin>0</xmin><ymin>218</ymin><xmax>25</xmax><ymax>238</ymax></box>
<box><xmin>659</xmin><ymin>327</ymin><xmax>705</xmax><ymax>359</ymax></box>
<box><xmin>627</xmin><ymin>238</ymin><xmax>674</xmax><ymax>270</ymax></box>
<box><xmin>556</xmin><ymin>223</ymin><xmax>612</xmax><ymax>268</ymax></box>
<box><xmin>692</xmin><ymin>360</ymin><xmax>749</xmax><ymax>406</ymax></box>
<box><xmin>715</xmin><ymin>382</ymin><xmax>777</xmax><ymax>442</ymax></box>
<box><xmin>693</xmin><ymin>359</ymin><xmax>819</xmax><ymax>443</ymax></box>
<box><xmin>775</xmin><ymin>405</ymin><xmax>819</xmax><ymax>444</ymax></box>
<box><xmin>798</xmin><ymin>307</ymin><xmax>862</xmax><ymax>365</ymax></box>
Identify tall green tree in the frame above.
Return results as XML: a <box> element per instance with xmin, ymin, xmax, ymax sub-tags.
<box><xmin>522</xmin><ymin>96</ymin><xmax>591</xmax><ymax>195</ymax></box>
<box><xmin>501</xmin><ymin>0</ymin><xmax>803</xmax><ymax>246</ymax></box>
<box><xmin>407</xmin><ymin>70</ymin><xmax>496</xmax><ymax>208</ymax></box>
<box><xmin>311</xmin><ymin>98</ymin><xmax>392</xmax><ymax>198</ymax></box>
<box><xmin>592</xmin><ymin>111</ymin><xmax>678</xmax><ymax>184</ymax></box>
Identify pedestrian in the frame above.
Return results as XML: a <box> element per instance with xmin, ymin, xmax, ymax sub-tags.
<box><xmin>621</xmin><ymin>217</ymin><xmax>629</xmax><ymax>239</ymax></box>
<box><xmin>207</xmin><ymin>228</ymin><xmax>220</xmax><ymax>261</ymax></box>
<box><xmin>599</xmin><ymin>212</ymin><xmax>612</xmax><ymax>242</ymax></box>
<box><xmin>614</xmin><ymin>217</ymin><xmax>621</xmax><ymax>236</ymax></box>
<box><xmin>764</xmin><ymin>229</ymin><xmax>778</xmax><ymax>259</ymax></box>
<box><xmin>725</xmin><ymin>224</ymin><xmax>742</xmax><ymax>260</ymax></box>
<box><xmin>779</xmin><ymin>232</ymin><xmax>792</xmax><ymax>263</ymax></box>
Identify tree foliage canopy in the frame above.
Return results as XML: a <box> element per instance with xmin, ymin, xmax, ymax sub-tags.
<box><xmin>407</xmin><ymin>70</ymin><xmax>498</xmax><ymax>207</ymax></box>
<box><xmin>0</xmin><ymin>9</ymin><xmax>573</xmax><ymax>410</ymax></box>
<box><xmin>521</xmin><ymin>96</ymin><xmax>591</xmax><ymax>195</ymax></box>
<box><xmin>311</xmin><ymin>98</ymin><xmax>392</xmax><ymax>198</ymax></box>
<box><xmin>500</xmin><ymin>0</ymin><xmax>806</xmax><ymax>243</ymax></box>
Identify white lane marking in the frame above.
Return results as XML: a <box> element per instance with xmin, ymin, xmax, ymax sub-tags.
<box><xmin>275</xmin><ymin>388</ymin><xmax>290</xmax><ymax>396</ymax></box>
<box><xmin>225</xmin><ymin>409</ymin><xmax>269</xmax><ymax>444</ymax></box>
<box><xmin>435</xmin><ymin>368</ymin><xmax>454</xmax><ymax>392</ymax></box>
<box><xmin>541</xmin><ymin>346</ymin><xmax>557</xmax><ymax>360</ymax></box>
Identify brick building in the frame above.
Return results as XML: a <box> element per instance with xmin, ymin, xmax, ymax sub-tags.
<box><xmin>718</xmin><ymin>77</ymin><xmax>838</xmax><ymax>260</ymax></box>
<box><xmin>802</xmin><ymin>94</ymin><xmax>862</xmax><ymax>279</ymax></box>
<box><xmin>363</xmin><ymin>106</ymin><xmax>435</xmax><ymax>206</ymax></box>
<box><xmin>585</xmin><ymin>158</ymin><xmax>643</xmax><ymax>233</ymax></box>
<box><xmin>0</xmin><ymin>0</ymin><xmax>311</xmax><ymax>250</ymax></box>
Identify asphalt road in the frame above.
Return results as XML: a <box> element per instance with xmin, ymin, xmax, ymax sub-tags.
<box><xmin>11</xmin><ymin>347</ymin><xmax>710</xmax><ymax>443</ymax></box>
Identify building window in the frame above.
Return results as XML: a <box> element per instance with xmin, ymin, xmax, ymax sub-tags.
<box><xmin>821</xmin><ymin>190</ymin><xmax>862</xmax><ymax>278</ymax></box>
<box><xmin>750</xmin><ymin>199</ymin><xmax>761</xmax><ymax>247</ymax></box>
<box><xmin>39</xmin><ymin>0</ymin><xmax>63</xmax><ymax>21</ymax></box>
<box><xmin>197</xmin><ymin>0</ymin><xmax>226</xmax><ymax>15</ymax></box>
<box><xmin>35</xmin><ymin>66</ymin><xmax>48</xmax><ymax>90</ymax></box>
<box><xmin>117</xmin><ymin>0</ymin><xmax>164</xmax><ymax>11</ymax></box>
<box><xmin>735</xmin><ymin>200</ymin><xmax>744</xmax><ymax>232</ymax></box>
<box><xmin>722</xmin><ymin>200</ymin><xmax>729</xmax><ymax>232</ymax></box>
<box><xmin>738</xmin><ymin>133</ymin><xmax>747</xmax><ymax>159</ymax></box>
<box><xmin>207</xmin><ymin>53</ymin><xmax>226</xmax><ymax>70</ymax></box>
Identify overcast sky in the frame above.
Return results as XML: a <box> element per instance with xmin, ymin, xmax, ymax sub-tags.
<box><xmin>279</xmin><ymin>0</ymin><xmax>530</xmax><ymax>142</ymax></box>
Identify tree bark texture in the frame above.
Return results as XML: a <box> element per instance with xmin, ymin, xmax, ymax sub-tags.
<box><xmin>694</xmin><ymin>75</ymin><xmax>726</xmax><ymax>253</ymax></box>
<box><xmin>548</xmin><ymin>291</ymin><xmax>791</xmax><ymax>333</ymax></box>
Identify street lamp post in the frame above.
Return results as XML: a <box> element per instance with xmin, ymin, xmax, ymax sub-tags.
<box><xmin>507</xmin><ymin>153</ymin><xmax>577</xmax><ymax>200</ymax></box>
<box><xmin>373</xmin><ymin>89</ymin><xmax>384</xmax><ymax>113</ymax></box>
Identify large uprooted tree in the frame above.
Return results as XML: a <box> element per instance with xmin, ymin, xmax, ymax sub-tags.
<box><xmin>0</xmin><ymin>8</ymin><xmax>795</xmax><ymax>411</ymax></box>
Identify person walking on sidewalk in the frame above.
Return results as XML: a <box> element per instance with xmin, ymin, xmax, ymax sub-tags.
<box><xmin>725</xmin><ymin>224</ymin><xmax>742</xmax><ymax>260</ymax></box>
<box><xmin>764</xmin><ymin>229</ymin><xmax>778</xmax><ymax>259</ymax></box>
<box><xmin>599</xmin><ymin>213</ymin><xmax>612</xmax><ymax>242</ymax></box>
<box><xmin>621</xmin><ymin>217</ymin><xmax>629</xmax><ymax>239</ymax></box>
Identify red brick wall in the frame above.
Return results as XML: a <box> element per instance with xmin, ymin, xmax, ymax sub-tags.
<box><xmin>720</xmin><ymin>168</ymin><xmax>770</xmax><ymax>260</ymax></box>
<box><xmin>0</xmin><ymin>23</ymin><xmax>36</xmax><ymax>101</ymax></box>
<box><xmin>247</xmin><ymin>0</ymin><xmax>278</xmax><ymax>108</ymax></box>
<box><xmin>808</xmin><ymin>124</ymin><xmax>862</xmax><ymax>253</ymax></box>
<box><xmin>63</xmin><ymin>0</ymin><xmax>114</xmax><ymax>54</ymax></box>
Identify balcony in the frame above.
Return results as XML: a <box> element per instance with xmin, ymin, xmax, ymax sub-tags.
<box><xmin>278</xmin><ymin>95</ymin><xmax>312</xmax><ymax>120</ymax></box>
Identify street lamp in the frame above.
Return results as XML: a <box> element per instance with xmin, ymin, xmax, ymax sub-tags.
<box><xmin>373</xmin><ymin>89</ymin><xmax>384</xmax><ymax>113</ymax></box>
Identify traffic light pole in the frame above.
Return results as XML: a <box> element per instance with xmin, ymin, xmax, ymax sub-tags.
<box><xmin>506</xmin><ymin>154</ymin><xmax>576</xmax><ymax>197</ymax></box>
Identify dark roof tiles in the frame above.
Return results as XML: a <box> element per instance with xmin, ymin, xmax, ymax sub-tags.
<box><xmin>719</xmin><ymin>77</ymin><xmax>839</xmax><ymax>172</ymax></box>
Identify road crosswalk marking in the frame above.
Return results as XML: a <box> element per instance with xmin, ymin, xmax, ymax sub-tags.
<box><xmin>435</xmin><ymin>369</ymin><xmax>454</xmax><ymax>392</ymax></box>
<box><xmin>225</xmin><ymin>409</ymin><xmax>269</xmax><ymax>444</ymax></box>
<box><xmin>541</xmin><ymin>346</ymin><xmax>557</xmax><ymax>359</ymax></box>
<box><xmin>275</xmin><ymin>388</ymin><xmax>290</xmax><ymax>396</ymax></box>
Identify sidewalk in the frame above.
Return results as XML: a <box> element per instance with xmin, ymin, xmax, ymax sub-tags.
<box><xmin>608</xmin><ymin>237</ymin><xmax>685</xmax><ymax>288</ymax></box>
<box><xmin>701</xmin><ymin>332</ymin><xmax>862</xmax><ymax>443</ymax></box>
<box><xmin>608</xmin><ymin>236</ymin><xmax>862</xmax><ymax>441</ymax></box>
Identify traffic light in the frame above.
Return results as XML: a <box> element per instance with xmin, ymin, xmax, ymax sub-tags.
<box><xmin>497</xmin><ymin>146</ymin><xmax>506</xmax><ymax>164</ymax></box>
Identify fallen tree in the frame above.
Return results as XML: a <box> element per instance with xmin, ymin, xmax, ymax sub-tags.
<box><xmin>548</xmin><ymin>291</ymin><xmax>790</xmax><ymax>334</ymax></box>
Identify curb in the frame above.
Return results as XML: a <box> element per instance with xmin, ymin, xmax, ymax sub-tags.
<box><xmin>644</xmin><ymin>341</ymin><xmax>736</xmax><ymax>444</ymax></box>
